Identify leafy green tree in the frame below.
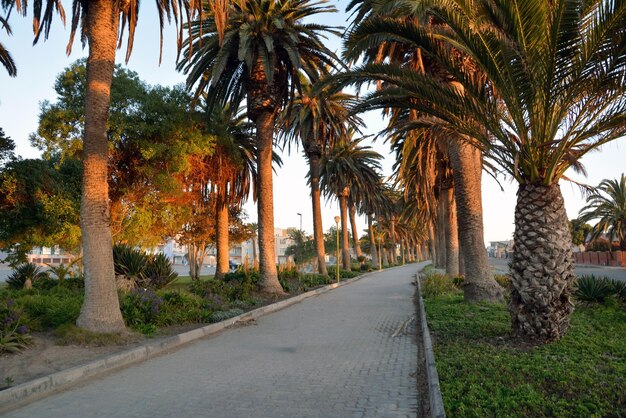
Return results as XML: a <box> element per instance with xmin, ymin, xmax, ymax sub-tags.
<box><xmin>0</xmin><ymin>127</ymin><xmax>15</xmax><ymax>165</ymax></box>
<box><xmin>0</xmin><ymin>157</ymin><xmax>81</xmax><ymax>265</ymax></box>
<box><xmin>284</xmin><ymin>229</ymin><xmax>316</xmax><ymax>267</ymax></box>
<box><xmin>32</xmin><ymin>61</ymin><xmax>213</xmax><ymax>248</ymax></box>
<box><xmin>569</xmin><ymin>219</ymin><xmax>592</xmax><ymax>247</ymax></box>
<box><xmin>579</xmin><ymin>175</ymin><xmax>626</xmax><ymax>250</ymax></box>
<box><xmin>178</xmin><ymin>0</ymin><xmax>342</xmax><ymax>295</ymax></box>
<box><xmin>4</xmin><ymin>0</ymin><xmax>204</xmax><ymax>333</ymax></box>
<box><xmin>337</xmin><ymin>0</ymin><xmax>626</xmax><ymax>341</ymax></box>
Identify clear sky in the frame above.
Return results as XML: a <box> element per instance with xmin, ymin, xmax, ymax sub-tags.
<box><xmin>1</xmin><ymin>0</ymin><xmax>624</xmax><ymax>245</ymax></box>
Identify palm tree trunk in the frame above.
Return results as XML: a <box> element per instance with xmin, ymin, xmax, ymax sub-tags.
<box><xmin>349</xmin><ymin>202</ymin><xmax>363</xmax><ymax>260</ymax></box>
<box><xmin>215</xmin><ymin>197</ymin><xmax>229</xmax><ymax>279</ymax></box>
<box><xmin>510</xmin><ymin>184</ymin><xmax>575</xmax><ymax>342</ymax></box>
<box><xmin>339</xmin><ymin>189</ymin><xmax>351</xmax><ymax>271</ymax></box>
<box><xmin>436</xmin><ymin>201</ymin><xmax>446</xmax><ymax>268</ymax></box>
<box><xmin>443</xmin><ymin>186</ymin><xmax>460</xmax><ymax>276</ymax></box>
<box><xmin>76</xmin><ymin>0</ymin><xmax>126</xmax><ymax>333</ymax></box>
<box><xmin>390</xmin><ymin>217</ymin><xmax>397</xmax><ymax>265</ymax></box>
<box><xmin>255</xmin><ymin>110</ymin><xmax>284</xmax><ymax>294</ymax></box>
<box><xmin>400</xmin><ymin>239</ymin><xmax>406</xmax><ymax>264</ymax></box>
<box><xmin>428</xmin><ymin>222</ymin><xmax>436</xmax><ymax>264</ymax></box>
<box><xmin>368</xmin><ymin>214</ymin><xmax>378</xmax><ymax>264</ymax></box>
<box><xmin>447</xmin><ymin>137</ymin><xmax>503</xmax><ymax>302</ymax></box>
<box><xmin>307</xmin><ymin>149</ymin><xmax>328</xmax><ymax>276</ymax></box>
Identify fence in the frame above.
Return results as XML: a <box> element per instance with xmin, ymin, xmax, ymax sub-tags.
<box><xmin>573</xmin><ymin>251</ymin><xmax>626</xmax><ymax>267</ymax></box>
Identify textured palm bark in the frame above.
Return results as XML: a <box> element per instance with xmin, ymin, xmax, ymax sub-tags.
<box><xmin>510</xmin><ymin>184</ymin><xmax>575</xmax><ymax>342</ymax></box>
<box><xmin>368</xmin><ymin>214</ymin><xmax>378</xmax><ymax>264</ymax></box>
<box><xmin>349</xmin><ymin>203</ymin><xmax>363</xmax><ymax>260</ymax></box>
<box><xmin>390</xmin><ymin>217</ymin><xmax>397</xmax><ymax>265</ymax></box>
<box><xmin>436</xmin><ymin>193</ymin><xmax>447</xmax><ymax>268</ymax></box>
<box><xmin>400</xmin><ymin>240</ymin><xmax>406</xmax><ymax>264</ymax></box>
<box><xmin>428</xmin><ymin>222</ymin><xmax>436</xmax><ymax>264</ymax></box>
<box><xmin>255</xmin><ymin>111</ymin><xmax>284</xmax><ymax>294</ymax></box>
<box><xmin>215</xmin><ymin>198</ymin><xmax>229</xmax><ymax>279</ymax></box>
<box><xmin>306</xmin><ymin>147</ymin><xmax>328</xmax><ymax>275</ymax></box>
<box><xmin>339</xmin><ymin>189</ymin><xmax>351</xmax><ymax>271</ymax></box>
<box><xmin>443</xmin><ymin>186</ymin><xmax>459</xmax><ymax>276</ymax></box>
<box><xmin>76</xmin><ymin>0</ymin><xmax>126</xmax><ymax>333</ymax></box>
<box><xmin>447</xmin><ymin>137</ymin><xmax>503</xmax><ymax>302</ymax></box>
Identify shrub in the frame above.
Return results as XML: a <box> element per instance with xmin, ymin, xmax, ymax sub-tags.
<box><xmin>299</xmin><ymin>273</ymin><xmax>331</xmax><ymax>291</ymax></box>
<box><xmin>190</xmin><ymin>279</ymin><xmax>231</xmax><ymax>301</ymax></box>
<box><xmin>120</xmin><ymin>288</ymin><xmax>163</xmax><ymax>334</ymax></box>
<box><xmin>6</xmin><ymin>263</ymin><xmax>49</xmax><ymax>290</ymax></box>
<box><xmin>0</xmin><ymin>299</ymin><xmax>32</xmax><ymax>353</ymax></box>
<box><xmin>156</xmin><ymin>291</ymin><xmax>205</xmax><ymax>325</ymax></box>
<box><xmin>574</xmin><ymin>276</ymin><xmax>614</xmax><ymax>303</ymax></box>
<box><xmin>493</xmin><ymin>274</ymin><xmax>510</xmax><ymax>289</ymax></box>
<box><xmin>421</xmin><ymin>273</ymin><xmax>458</xmax><ymax>298</ymax></box>
<box><xmin>33</xmin><ymin>276</ymin><xmax>60</xmax><ymax>291</ymax></box>
<box><xmin>278</xmin><ymin>265</ymin><xmax>299</xmax><ymax>279</ymax></box>
<box><xmin>609</xmin><ymin>279</ymin><xmax>626</xmax><ymax>302</ymax></box>
<box><xmin>208</xmin><ymin>308</ymin><xmax>245</xmax><ymax>323</ymax></box>
<box><xmin>452</xmin><ymin>276</ymin><xmax>464</xmax><ymax>288</ymax></box>
<box><xmin>18</xmin><ymin>292</ymin><xmax>82</xmax><ymax>329</ymax></box>
<box><xmin>586</xmin><ymin>238</ymin><xmax>611</xmax><ymax>252</ymax></box>
<box><xmin>144</xmin><ymin>253</ymin><xmax>178</xmax><ymax>289</ymax></box>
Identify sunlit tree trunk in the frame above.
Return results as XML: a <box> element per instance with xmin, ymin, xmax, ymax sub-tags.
<box><xmin>368</xmin><ymin>214</ymin><xmax>378</xmax><ymax>264</ymax></box>
<box><xmin>76</xmin><ymin>0</ymin><xmax>126</xmax><ymax>333</ymax></box>
<box><xmin>307</xmin><ymin>145</ymin><xmax>328</xmax><ymax>276</ymax></box>
<box><xmin>510</xmin><ymin>184</ymin><xmax>575</xmax><ymax>342</ymax></box>
<box><xmin>447</xmin><ymin>137</ymin><xmax>503</xmax><ymax>302</ymax></box>
<box><xmin>215</xmin><ymin>196</ymin><xmax>229</xmax><ymax>279</ymax></box>
<box><xmin>255</xmin><ymin>110</ymin><xmax>284</xmax><ymax>294</ymax></box>
<box><xmin>349</xmin><ymin>202</ymin><xmax>363</xmax><ymax>260</ymax></box>
<box><xmin>436</xmin><ymin>196</ymin><xmax>446</xmax><ymax>269</ymax></box>
<box><xmin>443</xmin><ymin>186</ymin><xmax>459</xmax><ymax>276</ymax></box>
<box><xmin>390</xmin><ymin>216</ymin><xmax>397</xmax><ymax>265</ymax></box>
<box><xmin>339</xmin><ymin>187</ymin><xmax>351</xmax><ymax>271</ymax></box>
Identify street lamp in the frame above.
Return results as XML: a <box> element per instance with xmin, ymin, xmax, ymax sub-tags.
<box><xmin>334</xmin><ymin>215</ymin><xmax>340</xmax><ymax>283</ymax></box>
<box><xmin>297</xmin><ymin>212</ymin><xmax>302</xmax><ymax>232</ymax></box>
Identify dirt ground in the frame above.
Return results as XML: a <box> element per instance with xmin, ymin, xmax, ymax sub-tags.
<box><xmin>0</xmin><ymin>324</ymin><xmax>202</xmax><ymax>390</ymax></box>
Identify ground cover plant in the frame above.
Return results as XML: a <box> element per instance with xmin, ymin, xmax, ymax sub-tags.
<box><xmin>421</xmin><ymin>273</ymin><xmax>626</xmax><ymax>416</ymax></box>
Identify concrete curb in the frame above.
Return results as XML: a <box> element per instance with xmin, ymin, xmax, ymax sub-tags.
<box><xmin>0</xmin><ymin>266</ymin><xmax>404</xmax><ymax>412</ymax></box>
<box><xmin>415</xmin><ymin>269</ymin><xmax>446</xmax><ymax>418</ymax></box>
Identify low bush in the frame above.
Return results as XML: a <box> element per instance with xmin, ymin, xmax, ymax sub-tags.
<box><xmin>18</xmin><ymin>291</ymin><xmax>82</xmax><ymax>329</ymax></box>
<box><xmin>144</xmin><ymin>253</ymin><xmax>178</xmax><ymax>289</ymax></box>
<box><xmin>299</xmin><ymin>274</ymin><xmax>331</xmax><ymax>291</ymax></box>
<box><xmin>0</xmin><ymin>299</ymin><xmax>32</xmax><ymax>353</ymax></box>
<box><xmin>120</xmin><ymin>288</ymin><xmax>163</xmax><ymax>334</ymax></box>
<box><xmin>155</xmin><ymin>291</ymin><xmax>205</xmax><ymax>325</ymax></box>
<box><xmin>278</xmin><ymin>265</ymin><xmax>299</xmax><ymax>279</ymax></box>
<box><xmin>493</xmin><ymin>274</ymin><xmax>510</xmax><ymax>289</ymax></box>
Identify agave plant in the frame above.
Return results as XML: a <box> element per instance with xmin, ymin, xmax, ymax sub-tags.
<box><xmin>144</xmin><ymin>253</ymin><xmax>178</xmax><ymax>290</ymax></box>
<box><xmin>0</xmin><ymin>299</ymin><xmax>33</xmax><ymax>353</ymax></box>
<box><xmin>573</xmin><ymin>276</ymin><xmax>614</xmax><ymax>303</ymax></box>
<box><xmin>112</xmin><ymin>244</ymin><xmax>148</xmax><ymax>288</ymax></box>
<box><xmin>5</xmin><ymin>263</ymin><xmax>49</xmax><ymax>290</ymax></box>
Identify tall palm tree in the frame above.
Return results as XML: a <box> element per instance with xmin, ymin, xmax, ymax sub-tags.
<box><xmin>204</xmin><ymin>105</ymin><xmax>257</xmax><ymax>279</ymax></box>
<box><xmin>579</xmin><ymin>175</ymin><xmax>626</xmax><ymax>249</ymax></box>
<box><xmin>0</xmin><ymin>15</ymin><xmax>16</xmax><ymax>76</ymax></box>
<box><xmin>4</xmin><ymin>0</ymin><xmax>205</xmax><ymax>333</ymax></box>
<box><xmin>344</xmin><ymin>0</ymin><xmax>500</xmax><ymax>297</ymax></box>
<box><xmin>339</xmin><ymin>0</ymin><xmax>626</xmax><ymax>341</ymax></box>
<box><xmin>178</xmin><ymin>0</ymin><xmax>341</xmax><ymax>294</ymax></box>
<box><xmin>320</xmin><ymin>136</ymin><xmax>383</xmax><ymax>270</ymax></box>
<box><xmin>280</xmin><ymin>80</ymin><xmax>361</xmax><ymax>276</ymax></box>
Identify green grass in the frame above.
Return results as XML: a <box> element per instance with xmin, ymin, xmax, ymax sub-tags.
<box><xmin>164</xmin><ymin>275</ymin><xmax>214</xmax><ymax>292</ymax></box>
<box><xmin>424</xmin><ymin>293</ymin><xmax>626</xmax><ymax>417</ymax></box>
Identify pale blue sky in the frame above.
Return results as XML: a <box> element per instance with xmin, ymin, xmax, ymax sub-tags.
<box><xmin>1</xmin><ymin>0</ymin><xmax>624</xmax><ymax>244</ymax></box>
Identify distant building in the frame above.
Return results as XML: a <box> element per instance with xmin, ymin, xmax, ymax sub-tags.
<box><xmin>488</xmin><ymin>240</ymin><xmax>514</xmax><ymax>258</ymax></box>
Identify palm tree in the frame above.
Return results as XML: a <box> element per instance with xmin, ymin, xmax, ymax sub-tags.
<box><xmin>339</xmin><ymin>0</ymin><xmax>626</xmax><ymax>341</ymax></box>
<box><xmin>320</xmin><ymin>136</ymin><xmax>383</xmax><ymax>271</ymax></box>
<box><xmin>204</xmin><ymin>105</ymin><xmax>257</xmax><ymax>279</ymax></box>
<box><xmin>178</xmin><ymin>0</ymin><xmax>341</xmax><ymax>294</ymax></box>
<box><xmin>4</xmin><ymin>0</ymin><xmax>205</xmax><ymax>333</ymax></box>
<box><xmin>0</xmin><ymin>15</ymin><xmax>16</xmax><ymax>76</ymax></box>
<box><xmin>280</xmin><ymin>80</ymin><xmax>361</xmax><ymax>276</ymax></box>
<box><xmin>579</xmin><ymin>175</ymin><xmax>626</xmax><ymax>249</ymax></box>
<box><xmin>343</xmin><ymin>0</ymin><xmax>500</xmax><ymax>297</ymax></box>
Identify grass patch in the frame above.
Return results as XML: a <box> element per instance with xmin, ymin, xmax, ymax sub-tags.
<box><xmin>54</xmin><ymin>324</ymin><xmax>140</xmax><ymax>346</ymax></box>
<box><xmin>424</xmin><ymin>293</ymin><xmax>626</xmax><ymax>417</ymax></box>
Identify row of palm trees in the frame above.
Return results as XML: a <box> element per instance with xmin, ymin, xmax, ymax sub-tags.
<box><xmin>2</xmin><ymin>0</ymin><xmax>624</xmax><ymax>344</ymax></box>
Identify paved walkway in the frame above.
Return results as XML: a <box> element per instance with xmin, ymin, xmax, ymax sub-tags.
<box><xmin>6</xmin><ymin>263</ymin><xmax>424</xmax><ymax>418</ymax></box>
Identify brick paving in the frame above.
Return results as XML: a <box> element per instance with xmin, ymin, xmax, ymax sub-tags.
<box><xmin>6</xmin><ymin>263</ymin><xmax>425</xmax><ymax>418</ymax></box>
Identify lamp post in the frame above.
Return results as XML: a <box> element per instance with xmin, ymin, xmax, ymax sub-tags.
<box><xmin>334</xmin><ymin>215</ymin><xmax>340</xmax><ymax>283</ymax></box>
<box><xmin>297</xmin><ymin>212</ymin><xmax>302</xmax><ymax>232</ymax></box>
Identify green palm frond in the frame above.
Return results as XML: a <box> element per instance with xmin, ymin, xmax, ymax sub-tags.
<box><xmin>0</xmin><ymin>15</ymin><xmax>16</xmax><ymax>76</ymax></box>
<box><xmin>579</xmin><ymin>174</ymin><xmax>626</xmax><ymax>245</ymax></box>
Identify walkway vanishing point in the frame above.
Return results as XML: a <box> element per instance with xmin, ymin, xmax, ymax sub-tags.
<box><xmin>6</xmin><ymin>263</ymin><xmax>426</xmax><ymax>418</ymax></box>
